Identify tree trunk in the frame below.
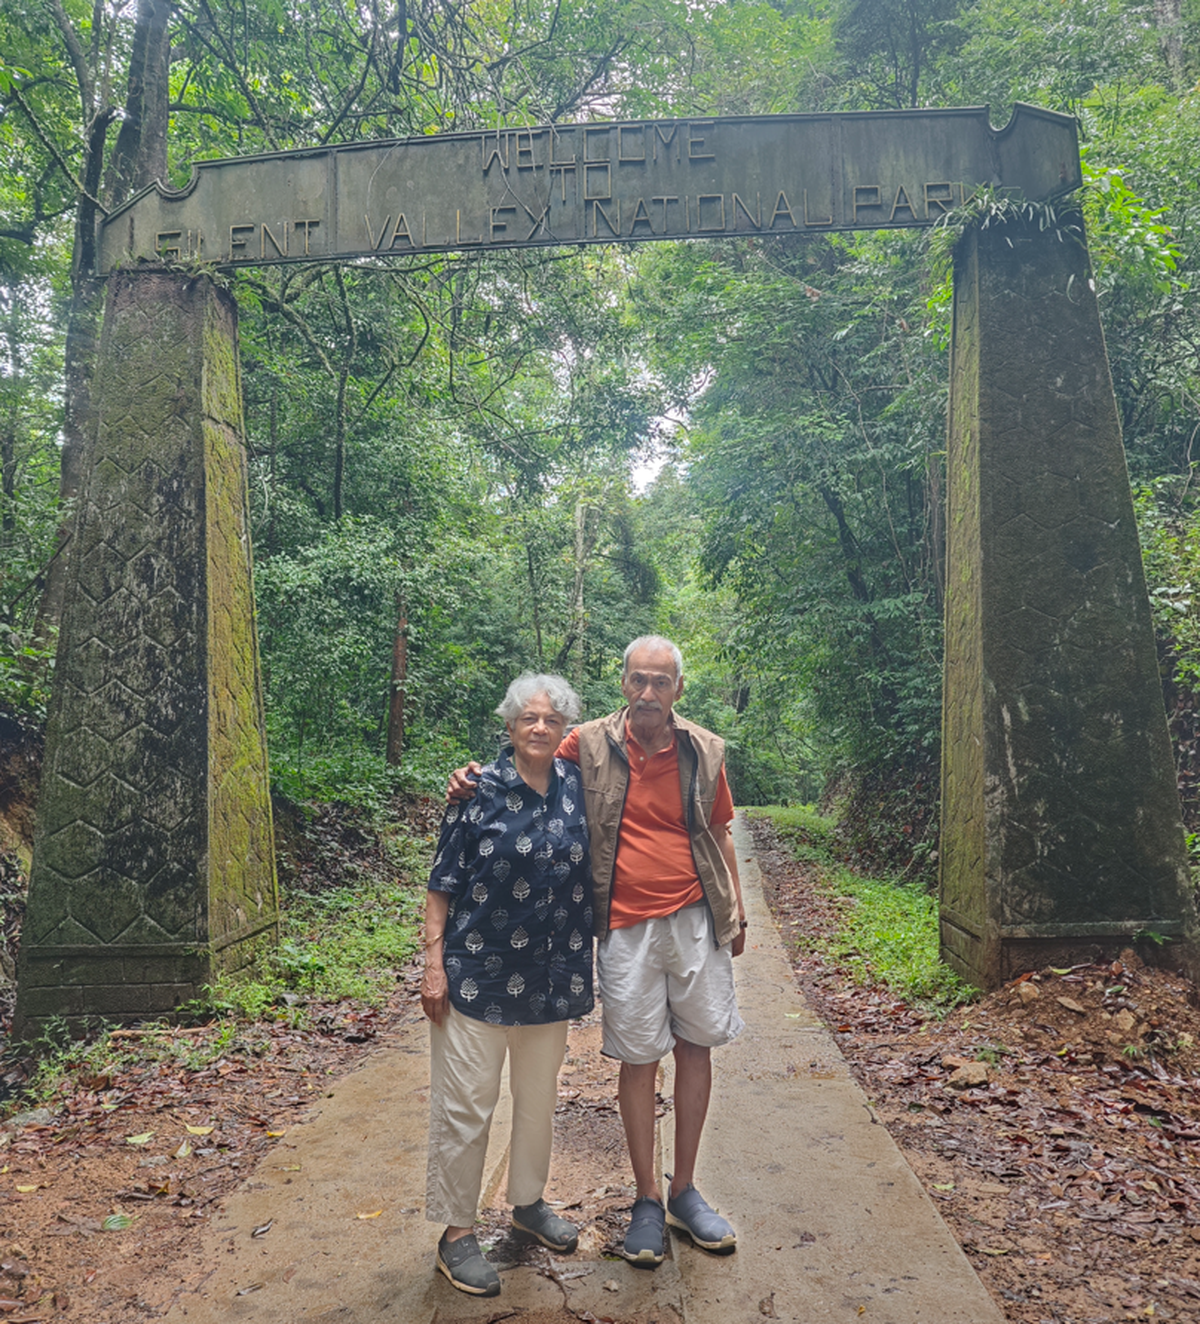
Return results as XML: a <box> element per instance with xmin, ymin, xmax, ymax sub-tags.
<box><xmin>555</xmin><ymin>499</ymin><xmax>598</xmax><ymax>681</ymax></box>
<box><xmin>36</xmin><ymin>0</ymin><xmax>172</xmax><ymax>645</ymax></box>
<box><xmin>103</xmin><ymin>0</ymin><xmax>171</xmax><ymax>204</ymax></box>
<box><xmin>926</xmin><ymin>451</ymin><xmax>944</xmax><ymax>621</ymax></box>
<box><xmin>1</xmin><ymin>295</ymin><xmax>21</xmax><ymax>559</ymax></box>
<box><xmin>1</xmin><ymin>426</ymin><xmax>14</xmax><ymax>555</ymax></box>
<box><xmin>385</xmin><ymin>591</ymin><xmax>408</xmax><ymax>765</ymax></box>
<box><xmin>526</xmin><ymin>536</ymin><xmax>545</xmax><ymax>666</ymax></box>
<box><xmin>1154</xmin><ymin>0</ymin><xmax>1185</xmax><ymax>88</ymax></box>
<box><xmin>31</xmin><ymin>278</ymin><xmax>105</xmax><ymax>650</ymax></box>
<box><xmin>332</xmin><ymin>270</ymin><xmax>357</xmax><ymax>523</ymax></box>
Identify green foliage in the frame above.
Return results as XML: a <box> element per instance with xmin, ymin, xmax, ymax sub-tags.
<box><xmin>268</xmin><ymin>730</ymin><xmax>476</xmax><ymax>807</ymax></box>
<box><xmin>827</xmin><ymin>869</ymin><xmax>970</xmax><ymax>1007</ymax></box>
<box><xmin>623</xmin><ymin>0</ymin><xmax>832</xmax><ymax>118</ymax></box>
<box><xmin>754</xmin><ymin>803</ymin><xmax>839</xmax><ymax>860</ymax></box>
<box><xmin>1082</xmin><ymin>157</ymin><xmax>1183</xmax><ymax>298</ymax></box>
<box><xmin>11</xmin><ymin>1014</ymin><xmax>251</xmax><ymax>1111</ymax></box>
<box><xmin>0</xmin><ymin>635</ymin><xmax>52</xmax><ymax>720</ymax></box>
<box><xmin>6</xmin><ymin>0</ymin><xmax>1200</xmax><ymax>937</ymax></box>
<box><xmin>751</xmin><ymin>805</ymin><xmax>974</xmax><ymax>1010</ymax></box>
<box><xmin>0</xmin><ymin>259</ymin><xmax>67</xmax><ymax>664</ymax></box>
<box><xmin>255</xmin><ymin>516</ymin><xmax>412</xmax><ymax>762</ymax></box>
<box><xmin>268</xmin><ymin>746</ymin><xmax>408</xmax><ymax>815</ymax></box>
<box><xmin>927</xmin><ymin>187</ymin><xmax>1084</xmax><ymax>277</ymax></box>
<box><xmin>949</xmin><ymin>0</ymin><xmax>1164</xmax><ymax>116</ymax></box>
<box><xmin>271</xmin><ymin>873</ymin><xmax>422</xmax><ymax>1003</ymax></box>
<box><xmin>830</xmin><ymin>0</ymin><xmax>966</xmax><ymax>110</ymax></box>
<box><xmin>166</xmin><ymin>828</ymin><xmax>428</xmax><ymax>1024</ymax></box>
<box><xmin>1137</xmin><ymin>484</ymin><xmax>1200</xmax><ymax>685</ymax></box>
<box><xmin>634</xmin><ymin>227</ymin><xmax>945</xmax><ymax>793</ymax></box>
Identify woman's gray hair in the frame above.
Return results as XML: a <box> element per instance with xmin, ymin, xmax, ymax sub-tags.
<box><xmin>496</xmin><ymin>672</ymin><xmax>583</xmax><ymax>726</ymax></box>
<box><xmin>623</xmin><ymin>635</ymin><xmax>683</xmax><ymax>680</ymax></box>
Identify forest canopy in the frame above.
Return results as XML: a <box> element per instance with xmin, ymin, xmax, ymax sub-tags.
<box><xmin>4</xmin><ymin>0</ymin><xmax>1200</xmax><ymax>868</ymax></box>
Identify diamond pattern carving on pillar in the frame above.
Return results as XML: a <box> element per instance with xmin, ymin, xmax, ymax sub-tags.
<box><xmin>940</xmin><ymin>217</ymin><xmax>1198</xmax><ymax>988</ymax></box>
<box><xmin>14</xmin><ymin>271</ymin><xmax>277</xmax><ymax>1033</ymax></box>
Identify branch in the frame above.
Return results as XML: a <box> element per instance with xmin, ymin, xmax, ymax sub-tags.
<box><xmin>550</xmin><ymin>38</ymin><xmax>628</xmax><ymax>121</ymax></box>
<box><xmin>319</xmin><ymin>27</ymin><xmax>375</xmax><ymax>145</ymax></box>
<box><xmin>239</xmin><ymin>274</ymin><xmax>334</xmax><ymax>376</ymax></box>
<box><xmin>177</xmin><ymin>1</ymin><xmax>282</xmax><ymax>151</ymax></box>
<box><xmin>484</xmin><ymin>0</ymin><xmax>562</xmax><ymax>72</ymax></box>
<box><xmin>9</xmin><ymin>86</ymin><xmax>111</xmax><ymax>217</ymax></box>
<box><xmin>42</xmin><ymin>0</ymin><xmax>95</xmax><ymax>117</ymax></box>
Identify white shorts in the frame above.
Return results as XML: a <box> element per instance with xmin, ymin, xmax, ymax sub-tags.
<box><xmin>597</xmin><ymin>903</ymin><xmax>744</xmax><ymax>1064</ymax></box>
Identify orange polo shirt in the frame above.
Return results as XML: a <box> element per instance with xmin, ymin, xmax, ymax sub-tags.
<box><xmin>558</xmin><ymin>722</ymin><xmax>734</xmax><ymax>929</ymax></box>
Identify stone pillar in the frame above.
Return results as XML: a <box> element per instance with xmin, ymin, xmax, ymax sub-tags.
<box><xmin>940</xmin><ymin>214</ymin><xmax>1198</xmax><ymax>989</ymax></box>
<box><xmin>14</xmin><ymin>270</ymin><xmax>277</xmax><ymax>1034</ymax></box>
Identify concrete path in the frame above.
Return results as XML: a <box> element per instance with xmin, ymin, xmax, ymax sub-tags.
<box><xmin>165</xmin><ymin>815</ymin><xmax>1004</xmax><ymax>1324</ymax></box>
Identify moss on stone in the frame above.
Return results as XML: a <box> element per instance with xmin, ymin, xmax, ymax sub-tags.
<box><xmin>14</xmin><ymin>271</ymin><xmax>277</xmax><ymax>1035</ymax></box>
<box><xmin>940</xmin><ymin>217</ymin><xmax>1199</xmax><ymax>988</ymax></box>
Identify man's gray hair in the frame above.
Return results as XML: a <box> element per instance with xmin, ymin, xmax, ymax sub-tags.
<box><xmin>496</xmin><ymin>672</ymin><xmax>583</xmax><ymax>726</ymax></box>
<box><xmin>623</xmin><ymin>635</ymin><xmax>684</xmax><ymax>680</ymax></box>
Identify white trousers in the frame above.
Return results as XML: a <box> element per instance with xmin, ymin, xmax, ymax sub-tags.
<box><xmin>426</xmin><ymin>1004</ymin><xmax>568</xmax><ymax>1228</ymax></box>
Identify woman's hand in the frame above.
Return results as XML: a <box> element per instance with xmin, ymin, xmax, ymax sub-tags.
<box><xmin>421</xmin><ymin>960</ymin><xmax>450</xmax><ymax>1025</ymax></box>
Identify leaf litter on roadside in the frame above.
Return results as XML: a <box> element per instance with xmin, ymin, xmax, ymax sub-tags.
<box><xmin>0</xmin><ymin>984</ymin><xmax>431</xmax><ymax>1322</ymax></box>
<box><xmin>746</xmin><ymin>813</ymin><xmax>1200</xmax><ymax>1324</ymax></box>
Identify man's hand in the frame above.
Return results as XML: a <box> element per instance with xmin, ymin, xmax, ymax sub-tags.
<box><xmin>716</xmin><ymin>819</ymin><xmax>747</xmax><ymax>957</ymax></box>
<box><xmin>446</xmin><ymin>762</ymin><xmax>482</xmax><ymax>803</ymax></box>
<box><xmin>421</xmin><ymin>961</ymin><xmax>450</xmax><ymax>1025</ymax></box>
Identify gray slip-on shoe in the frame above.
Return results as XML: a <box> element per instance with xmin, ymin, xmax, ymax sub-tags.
<box><xmin>621</xmin><ymin>1195</ymin><xmax>666</xmax><ymax>1266</ymax></box>
<box><xmin>665</xmin><ymin>1180</ymin><xmax>737</xmax><ymax>1252</ymax></box>
<box><xmin>512</xmin><ymin>1198</ymin><xmax>579</xmax><ymax>1252</ymax></box>
<box><xmin>436</xmin><ymin>1232</ymin><xmax>501</xmax><ymax>1296</ymax></box>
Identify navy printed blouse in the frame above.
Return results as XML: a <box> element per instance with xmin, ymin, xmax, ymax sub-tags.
<box><xmin>428</xmin><ymin>751</ymin><xmax>594</xmax><ymax>1026</ymax></box>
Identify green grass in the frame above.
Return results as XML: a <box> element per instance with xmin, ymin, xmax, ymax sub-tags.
<box><xmin>747</xmin><ymin>805</ymin><xmax>975</xmax><ymax>1012</ymax></box>
<box><xmin>274</xmin><ymin>873</ymin><xmax>423</xmax><ymax>1003</ymax></box>
<box><xmin>8</xmin><ymin>865</ymin><xmax>423</xmax><ymax>1110</ymax></box>
<box><xmin>5</xmin><ymin>823</ymin><xmax>430</xmax><ymax>1114</ymax></box>
<box><xmin>15</xmin><ymin>1014</ymin><xmax>263</xmax><ymax>1109</ymax></box>
<box><xmin>753</xmin><ymin>803</ymin><xmax>838</xmax><ymax>861</ymax></box>
<box><xmin>208</xmin><ymin>829</ymin><xmax>429</xmax><ymax>1019</ymax></box>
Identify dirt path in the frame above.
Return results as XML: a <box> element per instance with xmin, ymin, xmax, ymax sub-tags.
<box><xmin>5</xmin><ymin>813</ymin><xmax>1197</xmax><ymax>1321</ymax></box>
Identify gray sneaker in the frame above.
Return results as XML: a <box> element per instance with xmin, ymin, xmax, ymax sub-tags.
<box><xmin>621</xmin><ymin>1195</ymin><xmax>666</xmax><ymax>1266</ymax></box>
<box><xmin>665</xmin><ymin>1181</ymin><xmax>737</xmax><ymax>1252</ymax></box>
<box><xmin>512</xmin><ymin>1198</ymin><xmax>579</xmax><ymax>1252</ymax></box>
<box><xmin>436</xmin><ymin>1232</ymin><xmax>501</xmax><ymax>1295</ymax></box>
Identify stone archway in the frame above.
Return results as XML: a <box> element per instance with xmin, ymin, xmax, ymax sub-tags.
<box><xmin>15</xmin><ymin>106</ymin><xmax>1197</xmax><ymax>1032</ymax></box>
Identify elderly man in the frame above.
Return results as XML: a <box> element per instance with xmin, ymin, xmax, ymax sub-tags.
<box><xmin>450</xmin><ymin>635</ymin><xmax>746</xmax><ymax>1267</ymax></box>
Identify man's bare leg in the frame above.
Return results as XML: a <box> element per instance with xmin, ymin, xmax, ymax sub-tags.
<box><xmin>618</xmin><ymin>1059</ymin><xmax>663</xmax><ymax>1202</ymax></box>
<box><xmin>661</xmin><ymin>1038</ymin><xmax>736</xmax><ymax>1250</ymax></box>
<box><xmin>669</xmin><ymin>1037</ymin><xmax>711</xmax><ymax>1198</ymax></box>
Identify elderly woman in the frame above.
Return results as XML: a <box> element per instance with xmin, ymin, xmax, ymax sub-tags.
<box><xmin>422</xmin><ymin>672</ymin><xmax>593</xmax><ymax>1298</ymax></box>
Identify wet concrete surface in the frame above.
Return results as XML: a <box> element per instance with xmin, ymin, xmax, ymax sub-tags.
<box><xmin>165</xmin><ymin>815</ymin><xmax>1004</xmax><ymax>1324</ymax></box>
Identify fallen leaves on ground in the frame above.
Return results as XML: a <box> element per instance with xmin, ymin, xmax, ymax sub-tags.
<box><xmin>0</xmin><ymin>993</ymin><xmax>427</xmax><ymax>1322</ymax></box>
<box><xmin>747</xmin><ymin>813</ymin><xmax>1200</xmax><ymax>1324</ymax></box>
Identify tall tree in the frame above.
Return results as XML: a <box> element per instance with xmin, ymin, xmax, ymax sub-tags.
<box><xmin>830</xmin><ymin>0</ymin><xmax>964</xmax><ymax>108</ymax></box>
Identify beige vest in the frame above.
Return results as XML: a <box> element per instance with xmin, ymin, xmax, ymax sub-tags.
<box><xmin>573</xmin><ymin>708</ymin><xmax>739</xmax><ymax>945</ymax></box>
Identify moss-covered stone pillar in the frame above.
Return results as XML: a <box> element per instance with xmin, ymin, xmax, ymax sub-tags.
<box><xmin>14</xmin><ymin>270</ymin><xmax>277</xmax><ymax>1035</ymax></box>
<box><xmin>940</xmin><ymin>214</ymin><xmax>1198</xmax><ymax>990</ymax></box>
